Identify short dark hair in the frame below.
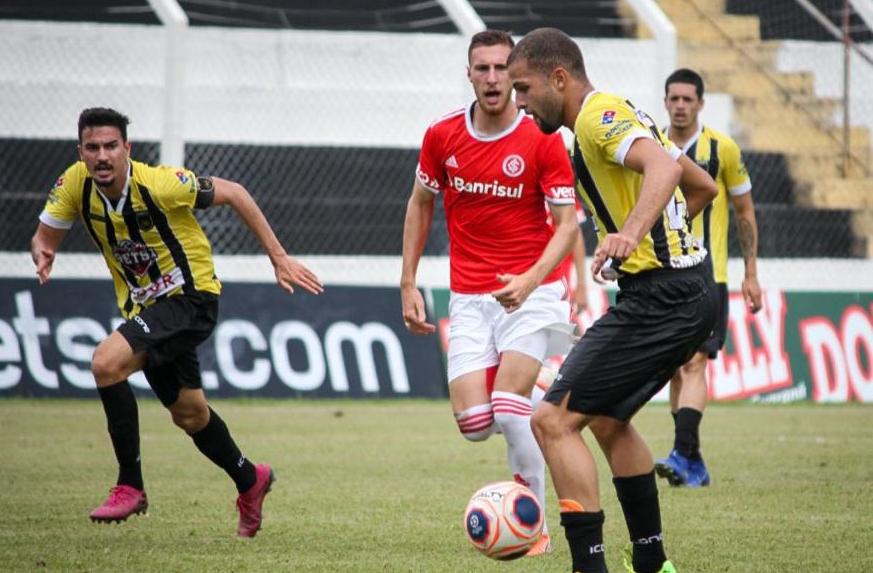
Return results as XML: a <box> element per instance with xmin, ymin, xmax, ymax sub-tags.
<box><xmin>468</xmin><ymin>29</ymin><xmax>514</xmax><ymax>63</ymax></box>
<box><xmin>507</xmin><ymin>27</ymin><xmax>586</xmax><ymax>79</ymax></box>
<box><xmin>665</xmin><ymin>68</ymin><xmax>705</xmax><ymax>99</ymax></box>
<box><xmin>78</xmin><ymin>107</ymin><xmax>130</xmax><ymax>143</ymax></box>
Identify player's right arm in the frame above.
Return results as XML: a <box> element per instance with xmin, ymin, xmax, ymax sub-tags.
<box><xmin>33</xmin><ymin>170</ymin><xmax>79</xmax><ymax>285</ymax></box>
<box><xmin>31</xmin><ymin>224</ymin><xmax>68</xmax><ymax>285</ymax></box>
<box><xmin>592</xmin><ymin>137</ymin><xmax>683</xmax><ymax>275</ymax></box>
<box><xmin>400</xmin><ymin>180</ymin><xmax>437</xmax><ymax>335</ymax></box>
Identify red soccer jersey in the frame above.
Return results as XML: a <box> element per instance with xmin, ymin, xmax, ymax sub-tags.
<box><xmin>416</xmin><ymin>105</ymin><xmax>576</xmax><ymax>293</ymax></box>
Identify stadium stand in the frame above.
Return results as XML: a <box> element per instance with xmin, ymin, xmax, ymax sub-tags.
<box><xmin>727</xmin><ymin>0</ymin><xmax>873</xmax><ymax>42</ymax></box>
<box><xmin>0</xmin><ymin>0</ymin><xmax>458</xmax><ymax>32</ymax></box>
<box><xmin>0</xmin><ymin>1</ymin><xmax>866</xmax><ymax>259</ymax></box>
<box><xmin>655</xmin><ymin>0</ymin><xmax>871</xmax><ymax>257</ymax></box>
<box><xmin>471</xmin><ymin>0</ymin><xmax>628</xmax><ymax>37</ymax></box>
<box><xmin>0</xmin><ymin>0</ymin><xmax>629</xmax><ymax>36</ymax></box>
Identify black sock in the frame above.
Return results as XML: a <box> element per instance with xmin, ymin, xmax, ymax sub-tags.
<box><xmin>97</xmin><ymin>381</ymin><xmax>143</xmax><ymax>490</ymax></box>
<box><xmin>190</xmin><ymin>408</ymin><xmax>257</xmax><ymax>493</ymax></box>
<box><xmin>674</xmin><ymin>407</ymin><xmax>702</xmax><ymax>459</ymax></box>
<box><xmin>561</xmin><ymin>510</ymin><xmax>607</xmax><ymax>573</ymax></box>
<box><xmin>614</xmin><ymin>472</ymin><xmax>667</xmax><ymax>573</ymax></box>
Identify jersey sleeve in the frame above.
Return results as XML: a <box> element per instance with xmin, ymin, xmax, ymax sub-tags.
<box><xmin>538</xmin><ymin>134</ymin><xmax>577</xmax><ymax>205</ymax></box>
<box><xmin>151</xmin><ymin>166</ymin><xmax>199</xmax><ymax>210</ymax></box>
<box><xmin>580</xmin><ymin>99</ymin><xmax>681</xmax><ymax>166</ymax></box>
<box><xmin>39</xmin><ymin>170</ymin><xmax>80</xmax><ymax>229</ymax></box>
<box><xmin>721</xmin><ymin>137</ymin><xmax>752</xmax><ymax>196</ymax></box>
<box><xmin>415</xmin><ymin>125</ymin><xmax>445</xmax><ymax>194</ymax></box>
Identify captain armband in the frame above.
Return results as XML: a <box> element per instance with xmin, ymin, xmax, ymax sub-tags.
<box><xmin>194</xmin><ymin>176</ymin><xmax>215</xmax><ymax>209</ymax></box>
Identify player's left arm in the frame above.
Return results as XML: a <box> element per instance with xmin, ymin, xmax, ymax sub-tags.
<box><xmin>209</xmin><ymin>176</ymin><xmax>323</xmax><ymax>295</ymax></box>
<box><xmin>492</xmin><ymin>203</ymin><xmax>577</xmax><ymax>313</ymax></box>
<box><xmin>723</xmin><ymin>139</ymin><xmax>761</xmax><ymax>312</ymax></box>
<box><xmin>731</xmin><ymin>192</ymin><xmax>761</xmax><ymax>313</ymax></box>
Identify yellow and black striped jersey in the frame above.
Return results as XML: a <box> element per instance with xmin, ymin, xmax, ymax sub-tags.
<box><xmin>572</xmin><ymin>91</ymin><xmax>706</xmax><ymax>276</ymax></box>
<box><xmin>40</xmin><ymin>160</ymin><xmax>221</xmax><ymax>318</ymax></box>
<box><xmin>666</xmin><ymin>124</ymin><xmax>751</xmax><ymax>284</ymax></box>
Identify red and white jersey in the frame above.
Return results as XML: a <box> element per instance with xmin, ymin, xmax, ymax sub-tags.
<box><xmin>416</xmin><ymin>104</ymin><xmax>576</xmax><ymax>293</ymax></box>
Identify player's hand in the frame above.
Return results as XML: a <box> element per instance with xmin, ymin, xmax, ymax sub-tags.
<box><xmin>401</xmin><ymin>285</ymin><xmax>436</xmax><ymax>334</ymax></box>
<box><xmin>573</xmin><ymin>283</ymin><xmax>588</xmax><ymax>314</ymax></box>
<box><xmin>274</xmin><ymin>255</ymin><xmax>324</xmax><ymax>295</ymax></box>
<box><xmin>492</xmin><ymin>273</ymin><xmax>537</xmax><ymax>313</ymax></box>
<box><xmin>742</xmin><ymin>275</ymin><xmax>763</xmax><ymax>314</ymax></box>
<box><xmin>591</xmin><ymin>232</ymin><xmax>636</xmax><ymax>279</ymax></box>
<box><xmin>34</xmin><ymin>248</ymin><xmax>55</xmax><ymax>285</ymax></box>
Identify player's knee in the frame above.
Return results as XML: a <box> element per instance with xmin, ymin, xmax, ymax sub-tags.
<box><xmin>530</xmin><ymin>406</ymin><xmax>560</xmax><ymax>445</ymax></box>
<box><xmin>91</xmin><ymin>346</ymin><xmax>124</xmax><ymax>387</ymax></box>
<box><xmin>588</xmin><ymin>416</ymin><xmax>627</xmax><ymax>445</ymax></box>
<box><xmin>171</xmin><ymin>402</ymin><xmax>210</xmax><ymax>434</ymax></box>
<box><xmin>455</xmin><ymin>403</ymin><xmax>495</xmax><ymax>442</ymax></box>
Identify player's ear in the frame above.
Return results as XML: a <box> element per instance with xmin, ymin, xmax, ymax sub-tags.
<box><xmin>551</xmin><ymin>67</ymin><xmax>567</xmax><ymax>91</ymax></box>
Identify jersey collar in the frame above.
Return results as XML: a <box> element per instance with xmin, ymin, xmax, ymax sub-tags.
<box><xmin>95</xmin><ymin>161</ymin><xmax>132</xmax><ymax>214</ymax></box>
<box><xmin>464</xmin><ymin>102</ymin><xmax>525</xmax><ymax>142</ymax></box>
<box><xmin>666</xmin><ymin>123</ymin><xmax>704</xmax><ymax>153</ymax></box>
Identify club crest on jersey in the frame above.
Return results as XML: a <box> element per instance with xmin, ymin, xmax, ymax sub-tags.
<box><xmin>175</xmin><ymin>170</ymin><xmax>189</xmax><ymax>185</ymax></box>
<box><xmin>113</xmin><ymin>239</ymin><xmax>157</xmax><ymax>277</ymax></box>
<box><xmin>134</xmin><ymin>210</ymin><xmax>155</xmax><ymax>231</ymax></box>
<box><xmin>502</xmin><ymin>154</ymin><xmax>525</xmax><ymax>177</ymax></box>
<box><xmin>601</xmin><ymin>110</ymin><xmax>616</xmax><ymax>124</ymax></box>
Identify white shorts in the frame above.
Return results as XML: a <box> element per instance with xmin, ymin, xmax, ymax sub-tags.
<box><xmin>446</xmin><ymin>280</ymin><xmax>575</xmax><ymax>383</ymax></box>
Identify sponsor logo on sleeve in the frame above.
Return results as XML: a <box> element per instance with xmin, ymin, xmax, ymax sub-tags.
<box><xmin>445</xmin><ymin>155</ymin><xmax>458</xmax><ymax>168</ymax></box>
<box><xmin>601</xmin><ymin>110</ymin><xmax>616</xmax><ymax>124</ymax></box>
<box><xmin>175</xmin><ymin>170</ymin><xmax>189</xmax><ymax>185</ymax></box>
<box><xmin>604</xmin><ymin>120</ymin><xmax>633</xmax><ymax>140</ymax></box>
<box><xmin>416</xmin><ymin>163</ymin><xmax>441</xmax><ymax>191</ymax></box>
<box><xmin>550</xmin><ymin>186</ymin><xmax>576</xmax><ymax>200</ymax></box>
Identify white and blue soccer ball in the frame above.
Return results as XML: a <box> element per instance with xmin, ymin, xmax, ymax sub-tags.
<box><xmin>463</xmin><ymin>481</ymin><xmax>543</xmax><ymax>560</ymax></box>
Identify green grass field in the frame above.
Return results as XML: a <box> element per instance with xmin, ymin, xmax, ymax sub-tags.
<box><xmin>1</xmin><ymin>399</ymin><xmax>872</xmax><ymax>572</ymax></box>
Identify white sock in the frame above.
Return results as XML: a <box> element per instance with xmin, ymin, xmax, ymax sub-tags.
<box><xmin>491</xmin><ymin>390</ymin><xmax>548</xmax><ymax>533</ymax></box>
<box><xmin>454</xmin><ymin>403</ymin><xmax>495</xmax><ymax>442</ymax></box>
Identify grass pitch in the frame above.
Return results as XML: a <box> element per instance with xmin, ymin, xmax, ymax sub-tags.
<box><xmin>1</xmin><ymin>399</ymin><xmax>871</xmax><ymax>572</ymax></box>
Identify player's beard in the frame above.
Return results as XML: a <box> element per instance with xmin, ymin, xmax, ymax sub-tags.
<box><xmin>531</xmin><ymin>96</ymin><xmax>563</xmax><ymax>134</ymax></box>
<box><xmin>535</xmin><ymin>114</ymin><xmax>561</xmax><ymax>134</ymax></box>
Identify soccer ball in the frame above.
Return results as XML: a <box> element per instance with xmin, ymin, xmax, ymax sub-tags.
<box><xmin>463</xmin><ymin>481</ymin><xmax>543</xmax><ymax>560</ymax></box>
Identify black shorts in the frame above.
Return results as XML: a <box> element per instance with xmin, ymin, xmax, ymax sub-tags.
<box><xmin>545</xmin><ymin>264</ymin><xmax>717</xmax><ymax>421</ymax></box>
<box><xmin>117</xmin><ymin>292</ymin><xmax>218</xmax><ymax>407</ymax></box>
<box><xmin>699</xmin><ymin>282</ymin><xmax>728</xmax><ymax>359</ymax></box>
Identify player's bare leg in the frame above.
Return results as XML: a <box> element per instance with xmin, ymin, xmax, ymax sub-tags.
<box><xmin>531</xmin><ymin>398</ymin><xmax>605</xmax><ymax>571</ymax></box>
